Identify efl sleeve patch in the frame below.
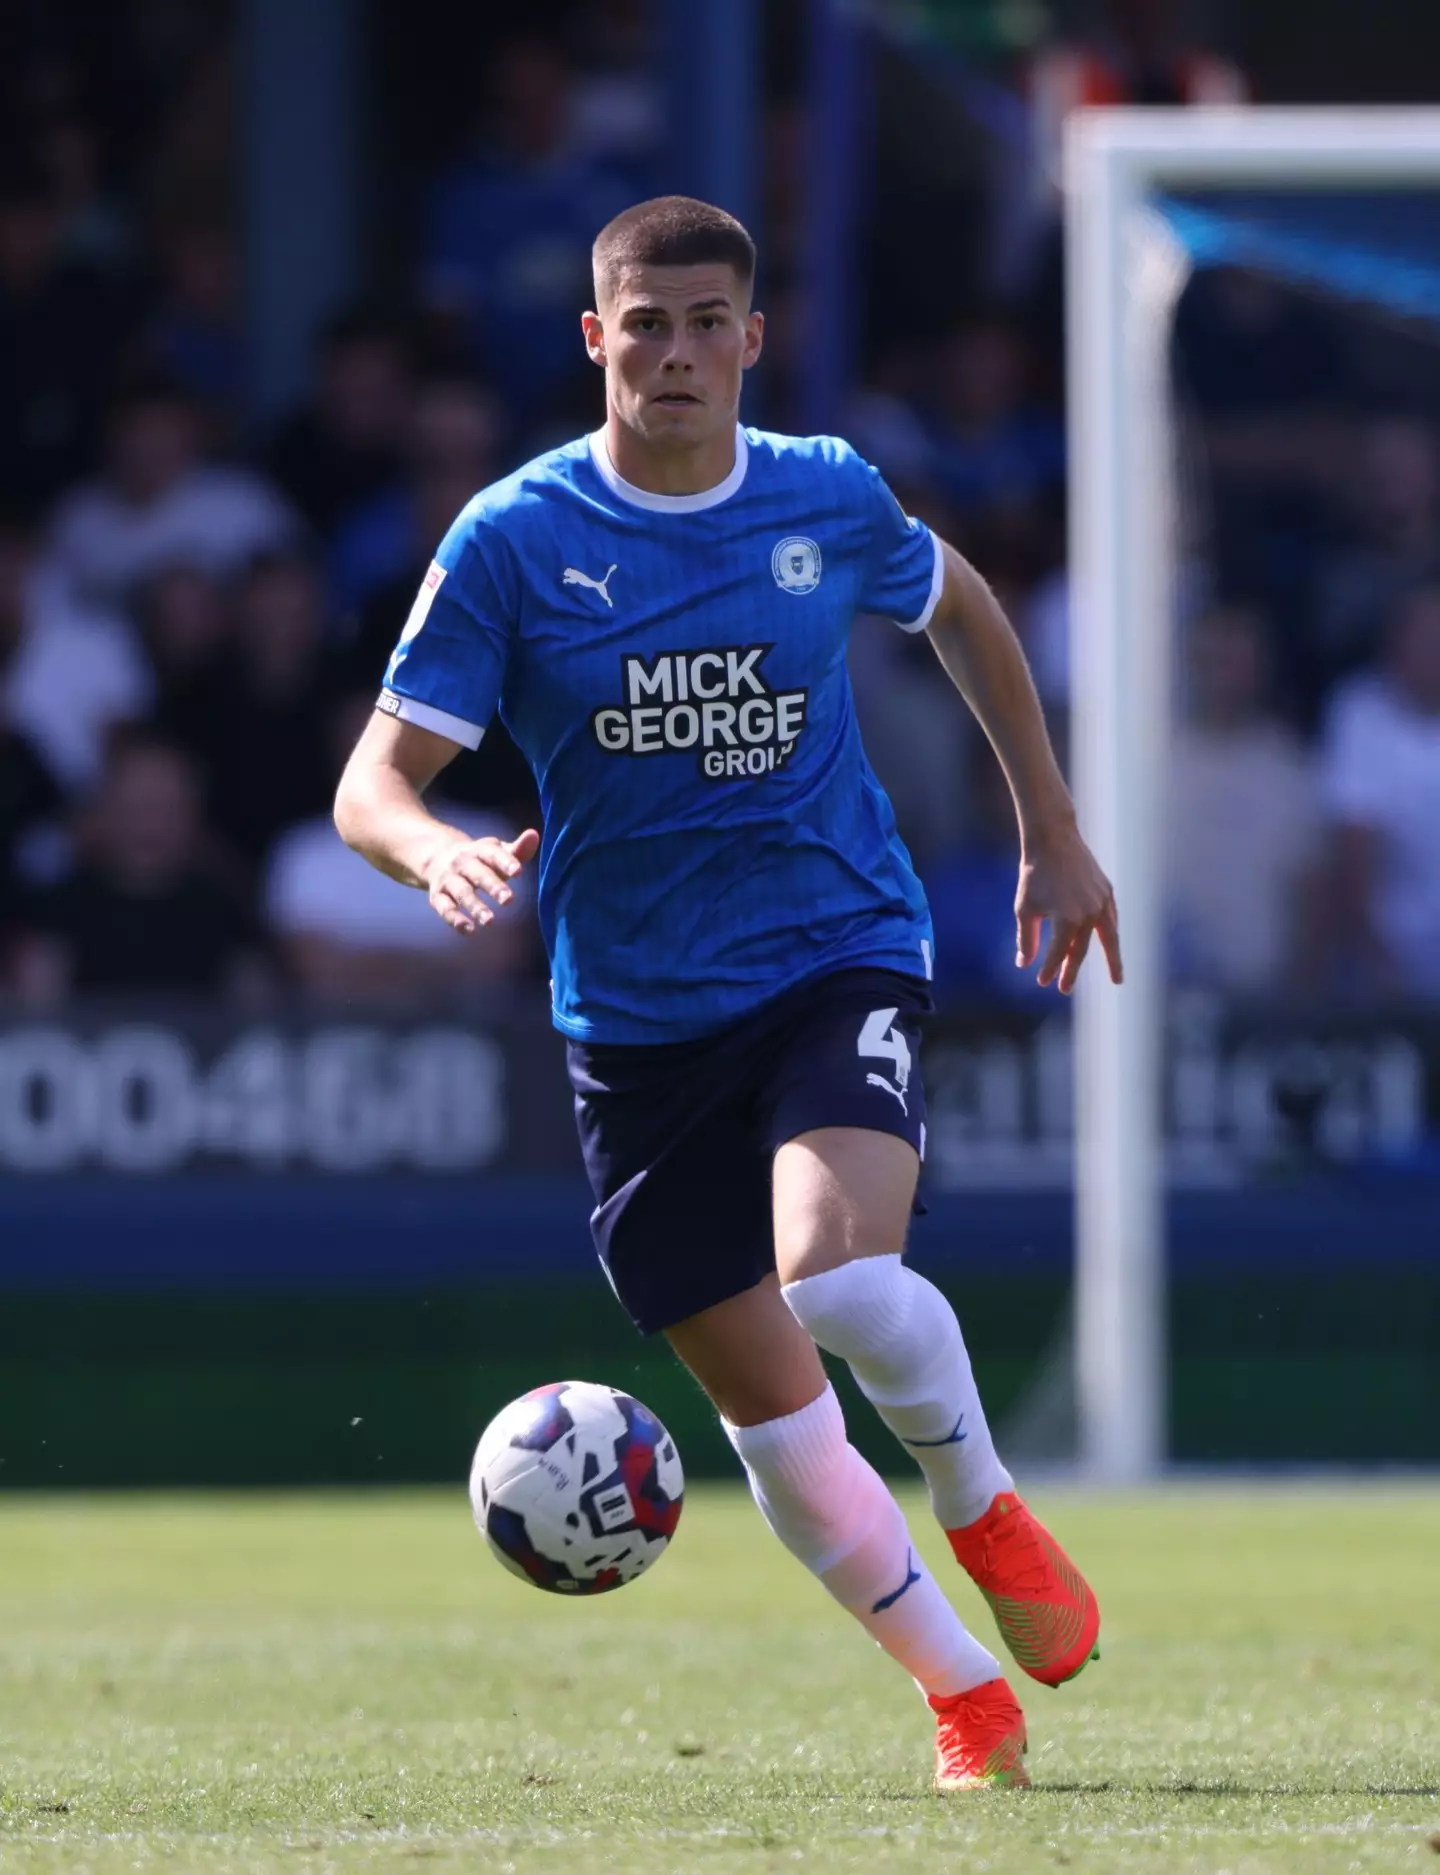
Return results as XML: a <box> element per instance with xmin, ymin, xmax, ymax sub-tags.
<box><xmin>396</xmin><ymin>560</ymin><xmax>448</xmax><ymax>649</ymax></box>
<box><xmin>381</xmin><ymin>528</ymin><xmax>511</xmax><ymax>743</ymax></box>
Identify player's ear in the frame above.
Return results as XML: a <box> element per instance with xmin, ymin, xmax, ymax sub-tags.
<box><xmin>581</xmin><ymin>310</ymin><xmax>607</xmax><ymax>368</ymax></box>
<box><xmin>742</xmin><ymin>310</ymin><xmax>764</xmax><ymax>371</ymax></box>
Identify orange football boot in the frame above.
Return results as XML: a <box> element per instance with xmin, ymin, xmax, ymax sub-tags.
<box><xmin>930</xmin><ymin>1676</ymin><xmax>1030</xmax><ymax>1791</ymax></box>
<box><xmin>947</xmin><ymin>1492</ymin><xmax>1101</xmax><ymax>1688</ymax></box>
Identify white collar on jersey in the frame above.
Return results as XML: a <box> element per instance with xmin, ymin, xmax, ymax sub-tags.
<box><xmin>587</xmin><ymin>423</ymin><xmax>748</xmax><ymax>513</ymax></box>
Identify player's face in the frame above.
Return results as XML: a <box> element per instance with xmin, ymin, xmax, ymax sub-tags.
<box><xmin>583</xmin><ymin>265</ymin><xmax>763</xmax><ymax>448</ymax></box>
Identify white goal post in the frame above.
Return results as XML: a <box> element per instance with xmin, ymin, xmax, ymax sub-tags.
<box><xmin>1063</xmin><ymin>107</ymin><xmax>1440</xmax><ymax>1482</ymax></box>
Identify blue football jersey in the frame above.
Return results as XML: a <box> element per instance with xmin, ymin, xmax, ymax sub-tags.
<box><xmin>381</xmin><ymin>425</ymin><xmax>944</xmax><ymax>1043</ymax></box>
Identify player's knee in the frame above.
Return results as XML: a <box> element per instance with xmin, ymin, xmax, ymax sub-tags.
<box><xmin>774</xmin><ymin>1197</ymin><xmax>905</xmax><ymax>1287</ymax></box>
<box><xmin>782</xmin><ymin>1253</ymin><xmax>916</xmax><ymax>1363</ymax></box>
<box><xmin>772</xmin><ymin>1132</ymin><xmax>915</xmax><ymax>1284</ymax></box>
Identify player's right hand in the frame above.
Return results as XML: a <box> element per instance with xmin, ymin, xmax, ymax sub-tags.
<box><xmin>425</xmin><ymin>827</ymin><xmax>540</xmax><ymax>935</ymax></box>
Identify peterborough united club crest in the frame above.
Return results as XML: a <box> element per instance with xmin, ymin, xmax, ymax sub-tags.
<box><xmin>771</xmin><ymin>536</ymin><xmax>822</xmax><ymax>594</ymax></box>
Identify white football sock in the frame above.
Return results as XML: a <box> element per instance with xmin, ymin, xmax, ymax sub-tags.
<box><xmin>725</xmin><ymin>1384</ymin><xmax>1000</xmax><ymax>1699</ymax></box>
<box><xmin>783</xmin><ymin>1255</ymin><xmax>1013</xmax><ymax>1530</ymax></box>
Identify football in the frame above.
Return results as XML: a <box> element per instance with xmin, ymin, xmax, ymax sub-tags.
<box><xmin>469</xmin><ymin>1380</ymin><xmax>684</xmax><ymax>1594</ymax></box>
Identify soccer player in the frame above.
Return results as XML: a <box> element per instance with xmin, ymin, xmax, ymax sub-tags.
<box><xmin>336</xmin><ymin>197</ymin><xmax>1122</xmax><ymax>1791</ymax></box>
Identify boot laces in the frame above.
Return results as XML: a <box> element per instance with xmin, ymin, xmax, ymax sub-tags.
<box><xmin>935</xmin><ymin>1686</ymin><xmax>1021</xmax><ymax>1775</ymax></box>
<box><xmin>979</xmin><ymin>1509</ymin><xmax>1054</xmax><ymax>1598</ymax></box>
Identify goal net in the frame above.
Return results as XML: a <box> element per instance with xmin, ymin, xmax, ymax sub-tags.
<box><xmin>1052</xmin><ymin>109</ymin><xmax>1440</xmax><ymax>1479</ymax></box>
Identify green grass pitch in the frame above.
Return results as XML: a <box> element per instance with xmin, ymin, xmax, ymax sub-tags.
<box><xmin>2</xmin><ymin>1485</ymin><xmax>1437</xmax><ymax>1872</ymax></box>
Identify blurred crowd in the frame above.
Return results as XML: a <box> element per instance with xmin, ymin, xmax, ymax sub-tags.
<box><xmin>1</xmin><ymin>0</ymin><xmax>1438</xmax><ymax>1010</ymax></box>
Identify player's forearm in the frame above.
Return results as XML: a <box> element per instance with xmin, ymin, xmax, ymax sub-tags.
<box><xmin>333</xmin><ymin>759</ymin><xmax>469</xmax><ymax>891</ymax></box>
<box><xmin>926</xmin><ymin>540</ymin><xmax>1075</xmax><ymax>845</ymax></box>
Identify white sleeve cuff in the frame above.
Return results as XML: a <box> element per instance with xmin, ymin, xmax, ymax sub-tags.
<box><xmin>892</xmin><ymin>528</ymin><xmax>945</xmax><ymax>633</ymax></box>
<box><xmin>377</xmin><ymin>690</ymin><xmax>485</xmax><ymax>749</ymax></box>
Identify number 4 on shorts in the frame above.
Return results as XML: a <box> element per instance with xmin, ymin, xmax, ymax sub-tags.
<box><xmin>858</xmin><ymin>1007</ymin><xmax>911</xmax><ymax>1092</ymax></box>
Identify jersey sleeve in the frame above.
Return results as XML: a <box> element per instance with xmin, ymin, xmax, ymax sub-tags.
<box><xmin>855</xmin><ymin>457</ymin><xmax>945</xmax><ymax>633</ymax></box>
<box><xmin>378</xmin><ymin>507</ymin><xmax>516</xmax><ymax>748</ymax></box>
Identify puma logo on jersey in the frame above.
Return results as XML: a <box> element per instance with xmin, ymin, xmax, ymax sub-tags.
<box><xmin>564</xmin><ymin>563</ymin><xmax>618</xmax><ymax>607</ymax></box>
<box><xmin>866</xmin><ymin>1072</ymin><xmax>909</xmax><ymax>1115</ymax></box>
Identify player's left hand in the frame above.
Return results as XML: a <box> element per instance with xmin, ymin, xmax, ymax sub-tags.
<box><xmin>1015</xmin><ymin>824</ymin><xmax>1123</xmax><ymax>995</ymax></box>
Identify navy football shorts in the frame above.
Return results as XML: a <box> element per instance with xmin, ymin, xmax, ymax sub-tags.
<box><xmin>566</xmin><ymin>966</ymin><xmax>931</xmax><ymax>1335</ymax></box>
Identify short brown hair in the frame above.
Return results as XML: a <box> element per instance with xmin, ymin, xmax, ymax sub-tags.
<box><xmin>592</xmin><ymin>196</ymin><xmax>756</xmax><ymax>302</ymax></box>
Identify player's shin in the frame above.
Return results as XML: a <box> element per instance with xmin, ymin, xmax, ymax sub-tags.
<box><xmin>725</xmin><ymin>1384</ymin><xmax>1000</xmax><ymax>1699</ymax></box>
<box><xmin>782</xmin><ymin>1255</ymin><xmax>1013</xmax><ymax>1530</ymax></box>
